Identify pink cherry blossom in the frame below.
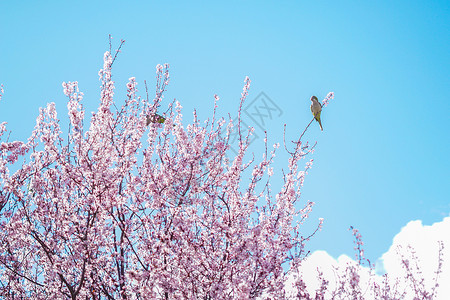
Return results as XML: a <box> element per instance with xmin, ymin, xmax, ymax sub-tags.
<box><xmin>0</xmin><ymin>47</ymin><xmax>323</xmax><ymax>299</ymax></box>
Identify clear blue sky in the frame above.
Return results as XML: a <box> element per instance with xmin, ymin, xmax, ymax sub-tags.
<box><xmin>1</xmin><ymin>1</ymin><xmax>449</xmax><ymax>262</ymax></box>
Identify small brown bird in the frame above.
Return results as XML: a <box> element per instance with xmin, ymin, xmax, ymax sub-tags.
<box><xmin>310</xmin><ymin>96</ymin><xmax>323</xmax><ymax>131</ymax></box>
<box><xmin>146</xmin><ymin>114</ymin><xmax>166</xmax><ymax>125</ymax></box>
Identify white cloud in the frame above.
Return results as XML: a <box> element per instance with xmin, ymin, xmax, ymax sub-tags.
<box><xmin>285</xmin><ymin>251</ymin><xmax>374</xmax><ymax>299</ymax></box>
<box><xmin>378</xmin><ymin>216</ymin><xmax>450</xmax><ymax>299</ymax></box>
<box><xmin>286</xmin><ymin>215</ymin><xmax>450</xmax><ymax>299</ymax></box>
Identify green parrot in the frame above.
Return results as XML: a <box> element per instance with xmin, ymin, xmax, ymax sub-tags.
<box><xmin>146</xmin><ymin>113</ymin><xmax>166</xmax><ymax>125</ymax></box>
<box><xmin>310</xmin><ymin>95</ymin><xmax>323</xmax><ymax>131</ymax></box>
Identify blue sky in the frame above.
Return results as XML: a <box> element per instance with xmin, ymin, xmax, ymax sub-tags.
<box><xmin>1</xmin><ymin>1</ymin><xmax>449</xmax><ymax>264</ymax></box>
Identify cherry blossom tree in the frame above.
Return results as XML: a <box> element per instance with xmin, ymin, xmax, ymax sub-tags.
<box><xmin>0</xmin><ymin>41</ymin><xmax>331</xmax><ymax>299</ymax></box>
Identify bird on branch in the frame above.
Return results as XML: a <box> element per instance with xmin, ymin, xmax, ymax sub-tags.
<box><xmin>310</xmin><ymin>95</ymin><xmax>323</xmax><ymax>131</ymax></box>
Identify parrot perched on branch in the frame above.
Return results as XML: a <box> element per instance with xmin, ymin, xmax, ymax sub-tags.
<box><xmin>146</xmin><ymin>113</ymin><xmax>166</xmax><ymax>125</ymax></box>
<box><xmin>310</xmin><ymin>95</ymin><xmax>323</xmax><ymax>131</ymax></box>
